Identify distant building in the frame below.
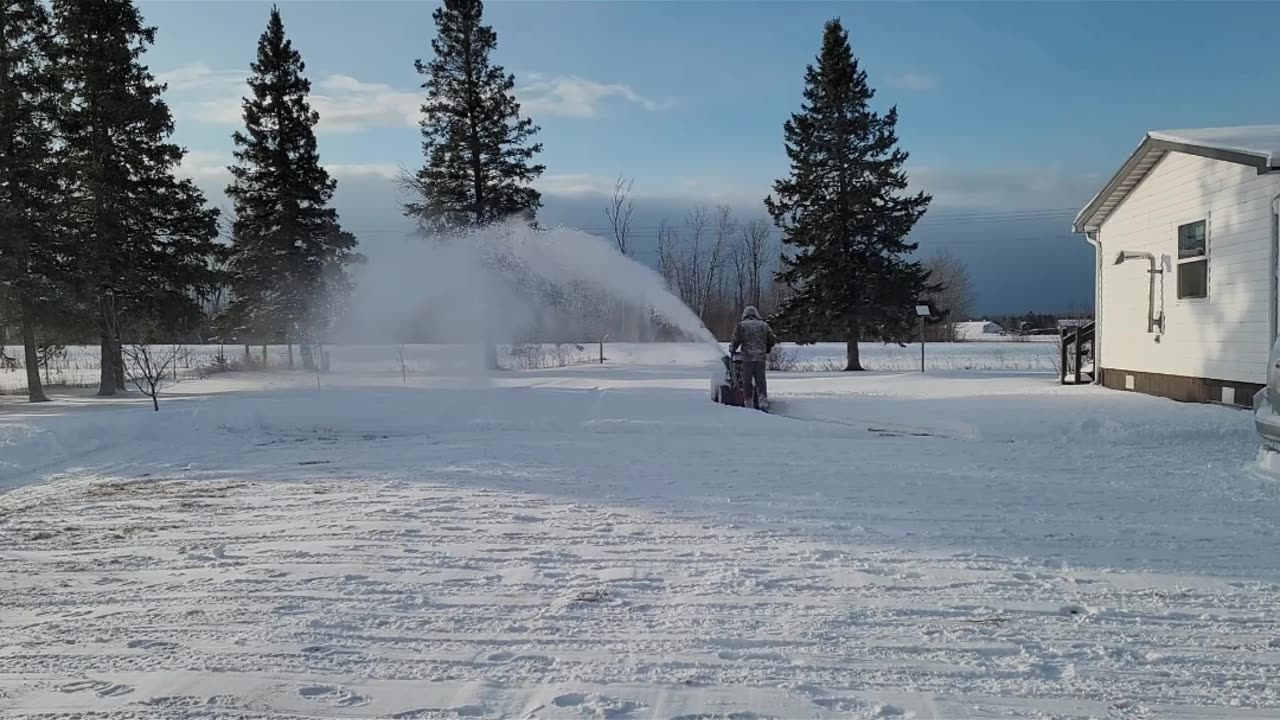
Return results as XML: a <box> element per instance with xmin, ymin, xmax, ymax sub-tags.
<box><xmin>1073</xmin><ymin>125</ymin><xmax>1280</xmax><ymax>406</ymax></box>
<box><xmin>954</xmin><ymin>320</ymin><xmax>1004</xmax><ymax>341</ymax></box>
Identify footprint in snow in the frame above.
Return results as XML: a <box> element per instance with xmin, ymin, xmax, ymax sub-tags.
<box><xmin>553</xmin><ymin>693</ymin><xmax>587</xmax><ymax>707</ymax></box>
<box><xmin>58</xmin><ymin>680</ymin><xmax>134</xmax><ymax>698</ymax></box>
<box><xmin>139</xmin><ymin>695</ymin><xmax>204</xmax><ymax>708</ymax></box>
<box><xmin>298</xmin><ymin>684</ymin><xmax>370</xmax><ymax>707</ymax></box>
<box><xmin>126</xmin><ymin>639</ymin><xmax>180</xmax><ymax>651</ymax></box>
<box><xmin>392</xmin><ymin>706</ymin><xmax>485</xmax><ymax>719</ymax></box>
<box><xmin>812</xmin><ymin>697</ymin><xmax>865</xmax><ymax>713</ymax></box>
<box><xmin>670</xmin><ymin>707</ymin><xmax>768</xmax><ymax>712</ymax></box>
<box><xmin>717</xmin><ymin>649</ymin><xmax>787</xmax><ymax>663</ymax></box>
<box><xmin>553</xmin><ymin>693</ymin><xmax>646</xmax><ymax>718</ymax></box>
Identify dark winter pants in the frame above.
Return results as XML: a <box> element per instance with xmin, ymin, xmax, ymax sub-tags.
<box><xmin>742</xmin><ymin>360</ymin><xmax>767</xmax><ymax>408</ymax></box>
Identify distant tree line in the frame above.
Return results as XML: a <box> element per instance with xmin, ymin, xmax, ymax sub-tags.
<box><xmin>993</xmin><ymin>311</ymin><xmax>1093</xmax><ymax>337</ymax></box>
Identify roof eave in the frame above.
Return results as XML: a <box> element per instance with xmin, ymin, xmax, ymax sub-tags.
<box><xmin>1071</xmin><ymin>134</ymin><xmax>1158</xmax><ymax>235</ymax></box>
<box><xmin>1072</xmin><ymin>136</ymin><xmax>1277</xmax><ymax>235</ymax></box>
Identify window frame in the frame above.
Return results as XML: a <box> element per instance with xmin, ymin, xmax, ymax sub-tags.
<box><xmin>1175</xmin><ymin>217</ymin><xmax>1209</xmax><ymax>302</ymax></box>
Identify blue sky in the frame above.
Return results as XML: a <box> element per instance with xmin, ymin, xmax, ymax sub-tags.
<box><xmin>138</xmin><ymin>0</ymin><xmax>1280</xmax><ymax>314</ymax></box>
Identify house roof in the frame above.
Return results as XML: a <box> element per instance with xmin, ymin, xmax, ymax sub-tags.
<box><xmin>1072</xmin><ymin>125</ymin><xmax>1280</xmax><ymax>234</ymax></box>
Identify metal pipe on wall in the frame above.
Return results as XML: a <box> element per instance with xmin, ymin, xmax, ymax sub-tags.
<box><xmin>1113</xmin><ymin>250</ymin><xmax>1163</xmax><ymax>334</ymax></box>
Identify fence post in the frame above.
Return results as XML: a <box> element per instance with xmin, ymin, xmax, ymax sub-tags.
<box><xmin>1059</xmin><ymin>329</ymin><xmax>1069</xmax><ymax>385</ymax></box>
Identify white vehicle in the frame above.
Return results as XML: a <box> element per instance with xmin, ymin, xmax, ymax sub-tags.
<box><xmin>1254</xmin><ymin>336</ymin><xmax>1280</xmax><ymax>449</ymax></box>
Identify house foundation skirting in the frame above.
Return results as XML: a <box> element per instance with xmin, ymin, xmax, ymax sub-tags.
<box><xmin>1099</xmin><ymin>368</ymin><xmax>1261</xmax><ymax>407</ymax></box>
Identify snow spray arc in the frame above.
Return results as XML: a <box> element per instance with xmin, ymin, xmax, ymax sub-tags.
<box><xmin>341</xmin><ymin>220</ymin><xmax>721</xmax><ymax>358</ymax></box>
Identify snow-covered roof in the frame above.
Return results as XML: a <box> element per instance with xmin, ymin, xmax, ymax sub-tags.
<box><xmin>954</xmin><ymin>320</ymin><xmax>1003</xmax><ymax>340</ymax></box>
<box><xmin>1073</xmin><ymin>125</ymin><xmax>1280</xmax><ymax>234</ymax></box>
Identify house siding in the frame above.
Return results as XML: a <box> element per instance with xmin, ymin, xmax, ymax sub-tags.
<box><xmin>1098</xmin><ymin>152</ymin><xmax>1280</xmax><ymax>387</ymax></box>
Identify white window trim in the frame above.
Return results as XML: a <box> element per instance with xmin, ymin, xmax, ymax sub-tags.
<box><xmin>1174</xmin><ymin>214</ymin><xmax>1209</xmax><ymax>303</ymax></box>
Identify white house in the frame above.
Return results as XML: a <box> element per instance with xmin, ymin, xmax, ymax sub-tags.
<box><xmin>1073</xmin><ymin>125</ymin><xmax>1280</xmax><ymax>406</ymax></box>
<box><xmin>954</xmin><ymin>320</ymin><xmax>1004</xmax><ymax>341</ymax></box>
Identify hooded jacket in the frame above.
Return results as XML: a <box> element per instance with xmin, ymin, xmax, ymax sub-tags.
<box><xmin>729</xmin><ymin>306</ymin><xmax>777</xmax><ymax>362</ymax></box>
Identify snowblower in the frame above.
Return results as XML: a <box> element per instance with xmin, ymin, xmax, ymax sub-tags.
<box><xmin>713</xmin><ymin>351</ymin><xmax>746</xmax><ymax>407</ymax></box>
<box><xmin>713</xmin><ymin>350</ymin><xmax>769</xmax><ymax>411</ymax></box>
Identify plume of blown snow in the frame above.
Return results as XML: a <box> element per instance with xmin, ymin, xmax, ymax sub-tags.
<box><xmin>338</xmin><ymin>220</ymin><xmax>720</xmax><ymax>366</ymax></box>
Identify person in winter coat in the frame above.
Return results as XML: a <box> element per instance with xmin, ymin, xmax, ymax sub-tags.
<box><xmin>729</xmin><ymin>306</ymin><xmax>777</xmax><ymax>410</ymax></box>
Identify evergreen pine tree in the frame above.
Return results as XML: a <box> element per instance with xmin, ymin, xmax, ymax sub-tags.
<box><xmin>766</xmin><ymin>19</ymin><xmax>932</xmax><ymax>371</ymax></box>
<box><xmin>406</xmin><ymin>0</ymin><xmax>545</xmax><ymax>232</ymax></box>
<box><xmin>0</xmin><ymin>0</ymin><xmax>63</xmax><ymax>402</ymax></box>
<box><xmin>407</xmin><ymin>0</ymin><xmax>544</xmax><ymax>369</ymax></box>
<box><xmin>53</xmin><ymin>0</ymin><xmax>221</xmax><ymax>395</ymax></box>
<box><xmin>223</xmin><ymin>6</ymin><xmax>360</xmax><ymax>371</ymax></box>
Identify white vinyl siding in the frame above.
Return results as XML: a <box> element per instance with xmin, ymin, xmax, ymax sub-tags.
<box><xmin>1098</xmin><ymin>152</ymin><xmax>1280</xmax><ymax>385</ymax></box>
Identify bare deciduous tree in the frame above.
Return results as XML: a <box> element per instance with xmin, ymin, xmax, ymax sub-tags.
<box><xmin>604</xmin><ymin>175</ymin><xmax>635</xmax><ymax>256</ymax></box>
<box><xmin>652</xmin><ymin>208</ymin><xmax>789</xmax><ymax>337</ymax></box>
<box><xmin>740</xmin><ymin>218</ymin><xmax>772</xmax><ymax>309</ymax></box>
<box><xmin>656</xmin><ymin>219</ymin><xmax>679</xmax><ymax>290</ymax></box>
<box><xmin>923</xmin><ymin>248</ymin><xmax>976</xmax><ymax>341</ymax></box>
<box><xmin>700</xmin><ymin>205</ymin><xmax>734</xmax><ymax>320</ymax></box>
<box><xmin>684</xmin><ymin>206</ymin><xmax>710</xmax><ymax>314</ymax></box>
<box><xmin>730</xmin><ymin>235</ymin><xmax>748</xmax><ymax>311</ymax></box>
<box><xmin>122</xmin><ymin>342</ymin><xmax>190</xmax><ymax>412</ymax></box>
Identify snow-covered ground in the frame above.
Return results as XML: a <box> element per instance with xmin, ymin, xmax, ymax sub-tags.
<box><xmin>2</xmin><ymin>343</ymin><xmax>1277</xmax><ymax>719</ymax></box>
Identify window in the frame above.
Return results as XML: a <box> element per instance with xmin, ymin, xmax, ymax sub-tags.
<box><xmin>1177</xmin><ymin>220</ymin><xmax>1207</xmax><ymax>299</ymax></box>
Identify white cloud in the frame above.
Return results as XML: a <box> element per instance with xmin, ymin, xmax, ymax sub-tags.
<box><xmin>516</xmin><ymin>74</ymin><xmax>666</xmax><ymax>119</ymax></box>
<box><xmin>159</xmin><ymin>64</ymin><xmax>420</xmax><ymax>134</ymax></box>
<box><xmin>178</xmin><ymin>150</ymin><xmax>231</xmax><ymax>182</ymax></box>
<box><xmin>310</xmin><ymin>75</ymin><xmax>421</xmax><ymax>133</ymax></box>
<box><xmin>178</xmin><ymin>150</ymin><xmax>403</xmax><ymax>187</ymax></box>
<box><xmin>325</xmin><ymin>163</ymin><xmax>403</xmax><ymax>179</ymax></box>
<box><xmin>158</xmin><ymin>63</ymin><xmax>247</xmax><ymax>92</ymax></box>
<box><xmin>888</xmin><ymin>72</ymin><xmax>939</xmax><ymax>92</ymax></box>
<box><xmin>194</xmin><ymin>98</ymin><xmax>246</xmax><ymax>126</ymax></box>
<box><xmin>161</xmin><ymin>63</ymin><xmax>663</xmax><ymax>132</ymax></box>
<box><xmin>535</xmin><ymin>173</ymin><xmax>620</xmax><ymax>197</ymax></box>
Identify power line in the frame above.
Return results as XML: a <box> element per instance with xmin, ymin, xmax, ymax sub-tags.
<box><xmin>332</xmin><ymin>206</ymin><xmax>1080</xmax><ymax>237</ymax></box>
<box><xmin>558</xmin><ymin>209</ymin><xmax>1078</xmax><ymax>234</ymax></box>
<box><xmin>620</xmin><ymin>233</ymin><xmax>1081</xmax><ymax>257</ymax></box>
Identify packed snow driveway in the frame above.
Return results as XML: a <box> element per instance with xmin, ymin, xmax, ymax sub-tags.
<box><xmin>2</xmin><ymin>351</ymin><xmax>1279</xmax><ymax>719</ymax></box>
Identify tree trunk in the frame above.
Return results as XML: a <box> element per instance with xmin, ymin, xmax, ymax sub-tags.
<box><xmin>20</xmin><ymin>302</ymin><xmax>49</xmax><ymax>403</ymax></box>
<box><xmin>300</xmin><ymin>343</ymin><xmax>315</xmax><ymax>371</ymax></box>
<box><xmin>845</xmin><ymin>322</ymin><xmax>864</xmax><ymax>372</ymax></box>
<box><xmin>244</xmin><ymin>344</ymin><xmax>250</xmax><ymax>361</ymax></box>
<box><xmin>151</xmin><ymin>392</ymin><xmax>159</xmax><ymax>412</ymax></box>
<box><xmin>114</xmin><ymin>341</ymin><xmax>126</xmax><ymax>391</ymax></box>
<box><xmin>96</xmin><ymin>294</ymin><xmax>116</xmax><ymax>395</ymax></box>
<box><xmin>261</xmin><ymin>344</ymin><xmax>267</xmax><ymax>365</ymax></box>
<box><xmin>287</xmin><ymin>342</ymin><xmax>294</xmax><ymax>369</ymax></box>
<box><xmin>97</xmin><ymin>332</ymin><xmax>115</xmax><ymax>395</ymax></box>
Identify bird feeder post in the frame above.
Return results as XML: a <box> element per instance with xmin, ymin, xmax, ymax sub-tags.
<box><xmin>915</xmin><ymin>305</ymin><xmax>931</xmax><ymax>373</ymax></box>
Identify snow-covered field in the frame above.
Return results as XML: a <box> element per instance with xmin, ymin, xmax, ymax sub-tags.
<box><xmin>2</xmin><ymin>343</ymin><xmax>1277</xmax><ymax>719</ymax></box>
<box><xmin>0</xmin><ymin>341</ymin><xmax>1058</xmax><ymax>394</ymax></box>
